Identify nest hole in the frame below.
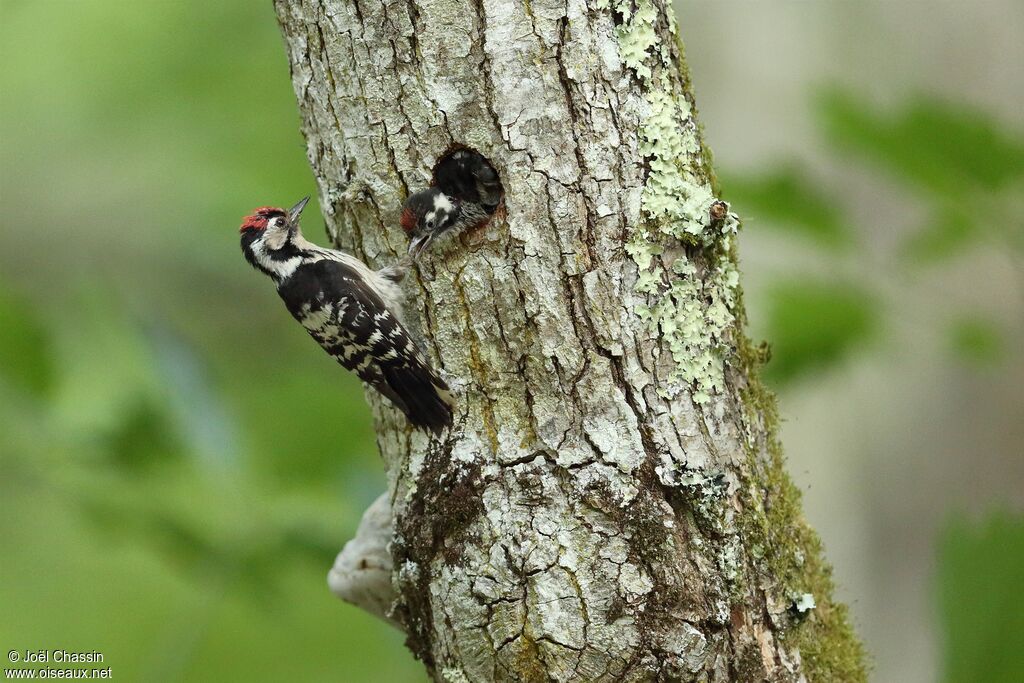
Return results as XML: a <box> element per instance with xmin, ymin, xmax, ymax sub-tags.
<box><xmin>430</xmin><ymin>144</ymin><xmax>505</xmax><ymax>214</ymax></box>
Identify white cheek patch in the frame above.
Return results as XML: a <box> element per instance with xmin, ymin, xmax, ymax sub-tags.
<box><xmin>433</xmin><ymin>193</ymin><xmax>455</xmax><ymax>213</ymax></box>
<box><xmin>264</xmin><ymin>225</ymin><xmax>290</xmax><ymax>250</ymax></box>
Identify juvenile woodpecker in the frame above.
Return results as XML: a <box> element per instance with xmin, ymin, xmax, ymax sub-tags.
<box><xmin>240</xmin><ymin>197</ymin><xmax>455</xmax><ymax>433</ymax></box>
<box><xmin>402</xmin><ymin>148</ymin><xmax>503</xmax><ymax>256</ymax></box>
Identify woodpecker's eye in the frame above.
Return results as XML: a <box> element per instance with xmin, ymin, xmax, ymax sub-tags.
<box><xmin>426</xmin><ymin>219</ymin><xmax>435</xmax><ymax>229</ymax></box>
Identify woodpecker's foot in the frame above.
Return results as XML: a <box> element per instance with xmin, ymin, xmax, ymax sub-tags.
<box><xmin>379</xmin><ymin>254</ymin><xmax>413</xmax><ymax>283</ymax></box>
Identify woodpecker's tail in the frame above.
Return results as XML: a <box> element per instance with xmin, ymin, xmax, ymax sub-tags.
<box><xmin>380</xmin><ymin>362</ymin><xmax>455</xmax><ymax>435</ymax></box>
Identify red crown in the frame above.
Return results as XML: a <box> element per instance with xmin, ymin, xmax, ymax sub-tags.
<box><xmin>240</xmin><ymin>206</ymin><xmax>285</xmax><ymax>233</ymax></box>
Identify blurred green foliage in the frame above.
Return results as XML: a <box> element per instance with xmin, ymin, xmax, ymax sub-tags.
<box><xmin>762</xmin><ymin>280</ymin><xmax>878</xmax><ymax>385</ymax></box>
<box><xmin>817</xmin><ymin>90</ymin><xmax>1024</xmax><ymax>196</ymax></box>
<box><xmin>948</xmin><ymin>317</ymin><xmax>1006</xmax><ymax>368</ymax></box>
<box><xmin>726</xmin><ymin>89</ymin><xmax>1023</xmax><ymax>386</ymax></box>
<box><xmin>0</xmin><ymin>291</ymin><xmax>53</xmax><ymax>396</ymax></box>
<box><xmin>818</xmin><ymin>89</ymin><xmax>1024</xmax><ymax>264</ymax></box>
<box><xmin>938</xmin><ymin>513</ymin><xmax>1024</xmax><ymax>683</ymax></box>
<box><xmin>727</xmin><ymin>90</ymin><xmax>1023</xmax><ymax>679</ymax></box>
<box><xmin>0</xmin><ymin>0</ymin><xmax>423</xmax><ymax>680</ymax></box>
<box><xmin>721</xmin><ymin>166</ymin><xmax>852</xmax><ymax>250</ymax></box>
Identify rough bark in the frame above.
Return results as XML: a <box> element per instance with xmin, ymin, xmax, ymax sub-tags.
<box><xmin>274</xmin><ymin>0</ymin><xmax>867</xmax><ymax>680</ymax></box>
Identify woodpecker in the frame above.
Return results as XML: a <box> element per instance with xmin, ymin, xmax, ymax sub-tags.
<box><xmin>240</xmin><ymin>197</ymin><xmax>455</xmax><ymax>433</ymax></box>
<box><xmin>402</xmin><ymin>147</ymin><xmax>503</xmax><ymax>257</ymax></box>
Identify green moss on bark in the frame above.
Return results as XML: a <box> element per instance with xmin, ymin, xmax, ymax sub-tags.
<box><xmin>733</xmin><ymin>290</ymin><xmax>868</xmax><ymax>681</ymax></box>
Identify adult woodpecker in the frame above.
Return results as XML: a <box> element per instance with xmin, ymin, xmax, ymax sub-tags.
<box><xmin>402</xmin><ymin>147</ymin><xmax>503</xmax><ymax>257</ymax></box>
<box><xmin>240</xmin><ymin>197</ymin><xmax>455</xmax><ymax>433</ymax></box>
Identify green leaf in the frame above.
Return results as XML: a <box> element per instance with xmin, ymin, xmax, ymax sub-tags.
<box><xmin>49</xmin><ymin>288</ymin><xmax>164</xmax><ymax>435</ymax></box>
<box><xmin>948</xmin><ymin>318</ymin><xmax>1005</xmax><ymax>366</ymax></box>
<box><xmin>817</xmin><ymin>89</ymin><xmax>1024</xmax><ymax>196</ymax></box>
<box><xmin>938</xmin><ymin>513</ymin><xmax>1024</xmax><ymax>683</ymax></box>
<box><xmin>722</xmin><ymin>166</ymin><xmax>853</xmax><ymax>250</ymax></box>
<box><xmin>0</xmin><ymin>289</ymin><xmax>54</xmax><ymax>397</ymax></box>
<box><xmin>902</xmin><ymin>209</ymin><xmax>978</xmax><ymax>264</ymax></box>
<box><xmin>101</xmin><ymin>399</ymin><xmax>185</xmax><ymax>471</ymax></box>
<box><xmin>763</xmin><ymin>279</ymin><xmax>879</xmax><ymax>385</ymax></box>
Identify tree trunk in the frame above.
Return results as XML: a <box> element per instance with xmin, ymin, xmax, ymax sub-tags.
<box><xmin>274</xmin><ymin>0</ymin><xmax>866</xmax><ymax>680</ymax></box>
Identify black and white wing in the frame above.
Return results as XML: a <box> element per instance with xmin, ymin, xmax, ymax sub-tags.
<box><xmin>277</xmin><ymin>259</ymin><xmax>455</xmax><ymax>433</ymax></box>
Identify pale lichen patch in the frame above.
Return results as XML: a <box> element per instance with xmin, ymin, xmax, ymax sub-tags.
<box><xmin>615</xmin><ymin>1</ymin><xmax>659</xmax><ymax>79</ymax></box>
<box><xmin>618</xmin><ymin>561</ymin><xmax>654</xmax><ymax>599</ymax></box>
<box><xmin>611</xmin><ymin>0</ymin><xmax>741</xmax><ymax>403</ymax></box>
<box><xmin>440</xmin><ymin>667</ymin><xmax>472</xmax><ymax>683</ymax></box>
<box><xmin>638</xmin><ymin>89</ymin><xmax>713</xmax><ymax>236</ymax></box>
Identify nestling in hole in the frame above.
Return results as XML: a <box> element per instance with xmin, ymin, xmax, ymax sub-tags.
<box><xmin>402</xmin><ymin>146</ymin><xmax>505</xmax><ymax>258</ymax></box>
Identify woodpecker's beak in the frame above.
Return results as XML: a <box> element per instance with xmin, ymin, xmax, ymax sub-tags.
<box><xmin>408</xmin><ymin>233</ymin><xmax>432</xmax><ymax>258</ymax></box>
<box><xmin>288</xmin><ymin>196</ymin><xmax>310</xmax><ymax>225</ymax></box>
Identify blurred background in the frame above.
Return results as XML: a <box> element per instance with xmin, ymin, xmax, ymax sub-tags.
<box><xmin>0</xmin><ymin>0</ymin><xmax>1020</xmax><ymax>681</ymax></box>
